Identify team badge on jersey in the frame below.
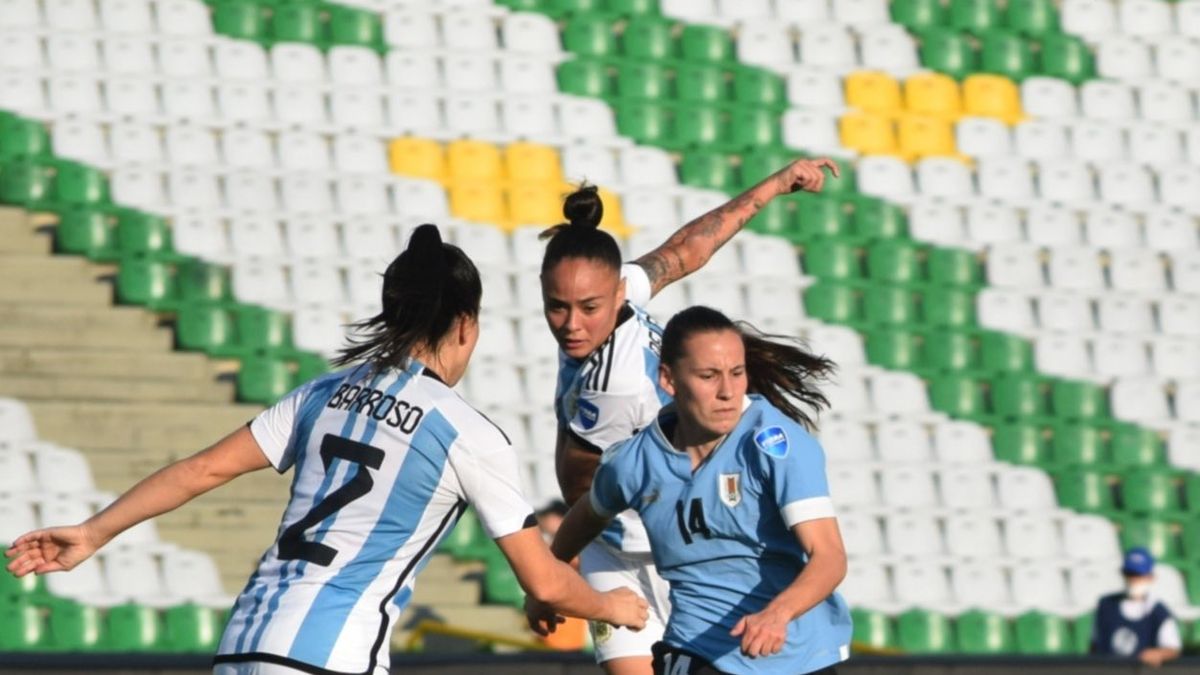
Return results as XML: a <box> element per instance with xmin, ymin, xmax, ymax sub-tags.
<box><xmin>577</xmin><ymin>399</ymin><xmax>600</xmax><ymax>430</ymax></box>
<box><xmin>590</xmin><ymin>620</ymin><xmax>613</xmax><ymax>645</ymax></box>
<box><xmin>718</xmin><ymin>473</ymin><xmax>742</xmax><ymax>507</ymax></box>
<box><xmin>754</xmin><ymin>426</ymin><xmax>789</xmax><ymax>458</ymax></box>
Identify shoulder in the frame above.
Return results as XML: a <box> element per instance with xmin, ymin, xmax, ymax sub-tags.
<box><xmin>599</xmin><ymin>429</ymin><xmax>651</xmax><ymax>469</ymax></box>
<box><xmin>421</xmin><ymin>381</ymin><xmax>512</xmax><ymax>452</ymax></box>
<box><xmin>587</xmin><ymin>308</ymin><xmax>660</xmax><ymax>395</ymax></box>
<box><xmin>743</xmin><ymin>397</ymin><xmax>822</xmax><ymax>463</ymax></box>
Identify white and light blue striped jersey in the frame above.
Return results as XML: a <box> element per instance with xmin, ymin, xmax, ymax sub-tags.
<box><xmin>216</xmin><ymin>359</ymin><xmax>534</xmax><ymax>675</ymax></box>
<box><xmin>589</xmin><ymin>395</ymin><xmax>852</xmax><ymax>674</ymax></box>
<box><xmin>554</xmin><ymin>264</ymin><xmax>670</xmax><ymax>553</ymax></box>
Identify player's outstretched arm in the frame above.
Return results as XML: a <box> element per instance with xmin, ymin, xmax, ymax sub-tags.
<box><xmin>5</xmin><ymin>426</ymin><xmax>271</xmax><ymax>577</ymax></box>
<box><xmin>496</xmin><ymin>527</ymin><xmax>646</xmax><ymax>635</ymax></box>
<box><xmin>634</xmin><ymin>157</ymin><xmax>839</xmax><ymax>297</ymax></box>
<box><xmin>730</xmin><ymin>518</ymin><xmax>847</xmax><ymax>659</ymax></box>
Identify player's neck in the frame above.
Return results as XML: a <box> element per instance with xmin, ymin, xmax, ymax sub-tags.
<box><xmin>672</xmin><ymin>426</ymin><xmax>728</xmax><ymax>472</ymax></box>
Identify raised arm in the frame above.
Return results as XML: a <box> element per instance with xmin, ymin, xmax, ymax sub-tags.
<box><xmin>634</xmin><ymin>158</ymin><xmax>839</xmax><ymax>297</ymax></box>
<box><xmin>5</xmin><ymin>426</ymin><xmax>272</xmax><ymax>576</ymax></box>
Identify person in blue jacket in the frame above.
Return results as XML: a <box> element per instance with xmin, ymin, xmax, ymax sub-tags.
<box><xmin>529</xmin><ymin>305</ymin><xmax>852</xmax><ymax>675</ymax></box>
<box><xmin>1091</xmin><ymin>547</ymin><xmax>1182</xmax><ymax>667</ymax></box>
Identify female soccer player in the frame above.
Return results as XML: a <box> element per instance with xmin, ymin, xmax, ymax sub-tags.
<box><xmin>539</xmin><ymin>158</ymin><xmax>838</xmax><ymax>675</ymax></box>
<box><xmin>535</xmin><ymin>306</ymin><xmax>851</xmax><ymax>675</ymax></box>
<box><xmin>5</xmin><ymin>225</ymin><xmax>648</xmax><ymax>675</ymax></box>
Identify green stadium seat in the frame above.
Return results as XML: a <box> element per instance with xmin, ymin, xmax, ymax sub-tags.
<box><xmin>484</xmin><ymin>561</ymin><xmax>525</xmax><ymax>608</ymax></box>
<box><xmin>1041</xmin><ymin>34</ymin><xmax>1094</xmax><ymax>84</ymax></box>
<box><xmin>56</xmin><ymin>206</ymin><xmax>117</xmax><ymax>260</ymax></box>
<box><xmin>923</xmin><ymin>287</ymin><xmax>976</xmax><ymax>328</ymax></box>
<box><xmin>270</xmin><ymin>4</ymin><xmax>325</xmax><ymax>45</ymax></box>
<box><xmin>867</xmin><ymin>329</ymin><xmax>922</xmax><ymax>371</ymax></box>
<box><xmin>1121</xmin><ymin>468</ymin><xmax>1182</xmax><ymax>515</ymax></box>
<box><xmin>558</xmin><ymin>58</ymin><xmax>612</xmax><ymax>99</ymax></box>
<box><xmin>993</xmin><ymin>423</ymin><xmax>1048</xmax><ymax>466</ymax></box>
<box><xmin>106</xmin><ymin>603</ymin><xmax>163</xmax><ymax>652</ymax></box>
<box><xmin>1050</xmin><ymin>423</ymin><xmax>1106</xmax><ymax>468</ymax></box>
<box><xmin>867</xmin><ymin>240</ymin><xmax>923</xmax><ymax>284</ymax></box>
<box><xmin>177</xmin><ymin>260</ymin><xmax>233</xmax><ymax>305</ymax></box>
<box><xmin>1054</xmin><ymin>468</ymin><xmax>1116</xmax><ymax>512</ymax></box>
<box><xmin>795</xmin><ymin>194</ymin><xmax>852</xmax><ymax>240</ymax></box>
<box><xmin>616</xmin><ymin>102</ymin><xmax>672</xmax><ymax>146</ymax></box>
<box><xmin>818</xmin><ymin>160</ymin><xmax>856</xmax><ymax>196</ymax></box>
<box><xmin>733</xmin><ymin>68</ymin><xmax>786</xmax><ymax>108</ymax></box>
<box><xmin>236</xmin><ymin>306</ymin><xmax>294</xmax><ymax>354</ymax></box>
<box><xmin>0</xmin><ymin>117</ymin><xmax>50</xmax><ymax>162</ymax></box>
<box><xmin>1119</xmin><ymin>516</ymin><xmax>1181</xmax><ymax>564</ymax></box>
<box><xmin>606</xmin><ymin>0</ymin><xmax>658</xmax><ymax>16</ymax></box>
<box><xmin>1110</xmin><ymin>424</ymin><xmax>1166</xmax><ymax>467</ymax></box>
<box><xmin>676</xmin><ymin>64</ymin><xmax>728</xmax><ymax>104</ymax></box>
<box><xmin>1188</xmin><ymin>565</ymin><xmax>1200</xmax><ymax>604</ymax></box>
<box><xmin>950</xmin><ymin>0</ymin><xmax>1002</xmax><ymax>34</ymax></box>
<box><xmin>739</xmin><ymin>147</ymin><xmax>794</xmax><ymax>190</ymax></box>
<box><xmin>116</xmin><ymin>209</ymin><xmax>173</xmax><ymax>257</ymax></box>
<box><xmin>680</xmin><ymin>25</ymin><xmax>733</xmax><ymax>63</ymax></box>
<box><xmin>617</xmin><ymin>61</ymin><xmax>671</xmax><ymax>100</ymax></box>
<box><xmin>622</xmin><ymin>17</ymin><xmax>675</xmax><ymax>60</ymax></box>
<box><xmin>804</xmin><ymin>239</ymin><xmax>861</xmax><ymax>279</ymax></box>
<box><xmin>329</xmin><ymin>6</ymin><xmax>383</xmax><ymax>49</ymax></box>
<box><xmin>675</xmin><ymin>105</ymin><xmax>725</xmax><ymax>149</ymax></box>
<box><xmin>851</xmin><ymin>608</ymin><xmax>896</xmax><ymax>650</ymax></box>
<box><xmin>746</xmin><ymin>200</ymin><xmax>794</xmax><ymax>240</ymax></box>
<box><xmin>680</xmin><ymin>152</ymin><xmax>737</xmax><ymax>192</ymax></box>
<box><xmin>896</xmin><ymin>609</ymin><xmax>956</xmax><ymax>653</ymax></box>
<box><xmin>920</xmin><ymin>28</ymin><xmax>980</xmax><ymax>80</ymax></box>
<box><xmin>0</xmin><ymin>160</ymin><xmax>52</xmax><ymax>208</ymax></box>
<box><xmin>237</xmin><ymin>356</ymin><xmax>294</xmax><ymax>404</ymax></box>
<box><xmin>891</xmin><ymin>0</ymin><xmax>948</xmax><ymax>32</ymax></box>
<box><xmin>295</xmin><ymin>352</ymin><xmax>332</xmax><ymax>383</ymax></box>
<box><xmin>213</xmin><ymin>0</ymin><xmax>267</xmax><ymax>41</ymax></box>
<box><xmin>980</xmin><ymin>331</ymin><xmax>1033</xmax><ymax>372</ymax></box>
<box><xmin>803</xmin><ymin>282</ymin><xmax>861</xmax><ymax>324</ymax></box>
<box><xmin>1005</xmin><ymin>0</ymin><xmax>1058</xmax><ymax>36</ymax></box>
<box><xmin>549</xmin><ymin>0</ymin><xmax>604</xmax><ymax>16</ymax></box>
<box><xmin>1014</xmin><ymin>611</ymin><xmax>1071</xmax><ymax>654</ymax></box>
<box><xmin>1186</xmin><ymin>475</ymin><xmax>1200</xmax><ymax>514</ymax></box>
<box><xmin>928</xmin><ymin>248</ymin><xmax>982</xmax><ymax>287</ymax></box>
<box><xmin>980</xmin><ymin>30</ymin><xmax>1036</xmax><ymax>80</ymax></box>
<box><xmin>955</xmin><ymin>610</ymin><xmax>1014</xmax><ymax>654</ymax></box>
<box><xmin>1052</xmin><ymin>380</ymin><xmax>1109</xmax><ymax>420</ymax></box>
<box><xmin>1072</xmin><ymin>614</ymin><xmax>1094</xmax><ymax>655</ymax></box>
<box><xmin>563</xmin><ymin>16</ymin><xmax>617</xmax><ymax>56</ymax></box>
<box><xmin>52</xmin><ymin>160</ymin><xmax>110</xmax><ymax>208</ymax></box>
<box><xmin>496</xmin><ymin>0</ymin><xmax>546</xmax><ymax>8</ymax></box>
<box><xmin>47</xmin><ymin>598</ymin><xmax>105</xmax><ymax>651</ymax></box>
<box><xmin>728</xmin><ymin>108</ymin><xmax>781</xmax><ymax>151</ymax></box>
<box><xmin>924</xmin><ymin>329</ymin><xmax>978</xmax><ymax>372</ymax></box>
<box><xmin>176</xmin><ymin>304</ymin><xmax>237</xmax><ymax>355</ymax></box>
<box><xmin>439</xmin><ymin>510</ymin><xmax>494</xmax><ymax>560</ymax></box>
<box><xmin>851</xmin><ymin>197</ymin><xmax>908</xmax><ymax>240</ymax></box>
<box><xmin>164</xmin><ymin>603</ymin><xmax>223</xmax><ymax>653</ymax></box>
<box><xmin>0</xmin><ymin>566</ymin><xmax>43</xmax><ymax>599</ymax></box>
<box><xmin>0</xmin><ymin>600</ymin><xmax>47</xmax><ymax>650</ymax></box>
<box><xmin>930</xmin><ymin>374</ymin><xmax>986</xmax><ymax>419</ymax></box>
<box><xmin>991</xmin><ymin>374</ymin><xmax>1047</xmax><ymax>419</ymax></box>
<box><xmin>116</xmin><ymin>259</ymin><xmax>177</xmax><ymax>310</ymax></box>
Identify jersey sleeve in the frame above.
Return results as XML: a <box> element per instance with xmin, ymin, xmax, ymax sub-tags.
<box><xmin>764</xmin><ymin>427</ymin><xmax>836</xmax><ymax>528</ymax></box>
<box><xmin>248</xmin><ymin>380</ymin><xmax>316</xmax><ymax>473</ymax></box>
<box><xmin>621</xmin><ymin>263</ymin><xmax>653</xmax><ymax>307</ymax></box>
<box><xmin>455</xmin><ymin>422</ymin><xmax>536</xmax><ymax>540</ymax></box>
<box><xmin>1158</xmin><ymin>616</ymin><xmax>1182</xmax><ymax>650</ymax></box>
<box><xmin>588</xmin><ymin>441</ymin><xmax>638</xmax><ymax>519</ymax></box>
<box><xmin>566</xmin><ymin>387</ymin><xmax>647</xmax><ymax>454</ymax></box>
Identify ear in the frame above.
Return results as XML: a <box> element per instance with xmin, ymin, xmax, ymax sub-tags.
<box><xmin>615</xmin><ymin>275</ymin><xmax>627</xmax><ymax>306</ymax></box>
<box><xmin>456</xmin><ymin>314</ymin><xmax>475</xmax><ymax>346</ymax></box>
<box><xmin>658</xmin><ymin>363</ymin><xmax>675</xmax><ymax>398</ymax></box>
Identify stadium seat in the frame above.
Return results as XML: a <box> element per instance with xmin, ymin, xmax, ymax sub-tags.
<box><xmin>920</xmin><ymin>28</ymin><xmax>979</xmax><ymax>81</ymax></box>
<box><xmin>944</xmin><ymin>513</ymin><xmax>1003</xmax><ymax>558</ymax></box>
<box><xmin>1014</xmin><ymin>611</ymin><xmax>1073</xmax><ymax>654</ymax></box>
<box><xmin>896</xmin><ymin>609</ymin><xmax>956</xmax><ymax>653</ymax></box>
<box><xmin>956</xmin><ymin>610</ymin><xmax>1014</xmax><ymax>654</ymax></box>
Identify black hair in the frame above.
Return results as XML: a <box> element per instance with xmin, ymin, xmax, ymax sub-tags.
<box><xmin>538</xmin><ymin>184</ymin><xmax>623</xmax><ymax>275</ymax></box>
<box><xmin>661</xmin><ymin>306</ymin><xmax>835</xmax><ymax>431</ymax></box>
<box><xmin>334</xmin><ymin>224</ymin><xmax>481</xmax><ymax>371</ymax></box>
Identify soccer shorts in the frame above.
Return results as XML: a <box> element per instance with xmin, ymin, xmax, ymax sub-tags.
<box><xmin>651</xmin><ymin>643</ymin><xmax>840</xmax><ymax>675</ymax></box>
<box><xmin>214</xmin><ymin>661</ymin><xmax>389</xmax><ymax>675</ymax></box>
<box><xmin>581</xmin><ymin>539</ymin><xmax>671</xmax><ymax>664</ymax></box>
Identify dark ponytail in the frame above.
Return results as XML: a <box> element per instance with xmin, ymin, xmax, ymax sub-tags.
<box><xmin>334</xmin><ymin>224</ymin><xmax>481</xmax><ymax>371</ymax></box>
<box><xmin>661</xmin><ymin>306</ymin><xmax>836</xmax><ymax>431</ymax></box>
<box><xmin>539</xmin><ymin>184</ymin><xmax>622</xmax><ymax>275</ymax></box>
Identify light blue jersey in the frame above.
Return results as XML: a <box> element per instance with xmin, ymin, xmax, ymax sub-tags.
<box><xmin>216</xmin><ymin>360</ymin><xmax>533</xmax><ymax>675</ymax></box>
<box><xmin>590</xmin><ymin>395</ymin><xmax>852</xmax><ymax>674</ymax></box>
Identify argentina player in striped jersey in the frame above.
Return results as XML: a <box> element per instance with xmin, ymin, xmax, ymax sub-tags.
<box><xmin>6</xmin><ymin>226</ymin><xmax>648</xmax><ymax>675</ymax></box>
<box><xmin>537</xmin><ymin>159</ymin><xmax>839</xmax><ymax>675</ymax></box>
<box><xmin>539</xmin><ymin>307</ymin><xmax>851</xmax><ymax>675</ymax></box>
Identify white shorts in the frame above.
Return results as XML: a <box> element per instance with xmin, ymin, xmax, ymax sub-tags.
<box><xmin>580</xmin><ymin>540</ymin><xmax>671</xmax><ymax>664</ymax></box>
<box><xmin>214</xmin><ymin>662</ymin><xmax>388</xmax><ymax>675</ymax></box>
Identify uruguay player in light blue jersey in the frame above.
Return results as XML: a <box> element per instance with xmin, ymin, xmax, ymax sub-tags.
<box><xmin>533</xmin><ymin>306</ymin><xmax>851</xmax><ymax>675</ymax></box>
<box><xmin>6</xmin><ymin>225</ymin><xmax>648</xmax><ymax>675</ymax></box>
<box><xmin>538</xmin><ymin>161</ymin><xmax>838</xmax><ymax>675</ymax></box>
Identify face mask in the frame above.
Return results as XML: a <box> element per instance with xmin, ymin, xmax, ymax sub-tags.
<box><xmin>1127</xmin><ymin>580</ymin><xmax>1152</xmax><ymax>600</ymax></box>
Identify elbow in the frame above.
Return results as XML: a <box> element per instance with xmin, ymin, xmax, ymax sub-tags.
<box><xmin>526</xmin><ymin>573</ymin><xmax>567</xmax><ymax>607</ymax></box>
<box><xmin>820</xmin><ymin>545</ymin><xmax>848</xmax><ymax>588</ymax></box>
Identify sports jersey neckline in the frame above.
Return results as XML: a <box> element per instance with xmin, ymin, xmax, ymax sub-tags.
<box><xmin>651</xmin><ymin>396</ymin><xmax>757</xmax><ymax>479</ymax></box>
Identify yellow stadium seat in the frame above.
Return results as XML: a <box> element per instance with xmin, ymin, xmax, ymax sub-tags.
<box><xmin>840</xmin><ymin>112</ymin><xmax>898</xmax><ymax>156</ymax></box>
<box><xmin>509</xmin><ymin>183</ymin><xmax>564</xmax><ymax>227</ymax></box>
<box><xmin>903</xmin><ymin>72</ymin><xmax>962</xmax><ymax>120</ymax></box>
<box><xmin>596</xmin><ymin>188</ymin><xmax>629</xmax><ymax>236</ymax></box>
<box><xmin>388</xmin><ymin>137</ymin><xmax>445</xmax><ymax>182</ymax></box>
<box><xmin>963</xmin><ymin>74</ymin><xmax>1024</xmax><ymax>125</ymax></box>
<box><xmin>450</xmin><ymin>183</ymin><xmax>508</xmax><ymax>227</ymax></box>
<box><xmin>505</xmin><ymin>142</ymin><xmax>563</xmax><ymax>185</ymax></box>
<box><xmin>447</xmin><ymin>139</ymin><xmax>505</xmax><ymax>183</ymax></box>
<box><xmin>897</xmin><ymin>115</ymin><xmax>958</xmax><ymax>160</ymax></box>
<box><xmin>844</xmin><ymin>71</ymin><xmax>903</xmax><ymax>117</ymax></box>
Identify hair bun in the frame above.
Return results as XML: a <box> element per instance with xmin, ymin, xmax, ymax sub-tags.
<box><xmin>563</xmin><ymin>185</ymin><xmax>603</xmax><ymax>230</ymax></box>
<box><xmin>409</xmin><ymin>223</ymin><xmax>443</xmax><ymax>251</ymax></box>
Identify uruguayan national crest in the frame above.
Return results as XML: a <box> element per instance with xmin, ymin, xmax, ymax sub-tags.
<box><xmin>719</xmin><ymin>472</ymin><xmax>742</xmax><ymax>507</ymax></box>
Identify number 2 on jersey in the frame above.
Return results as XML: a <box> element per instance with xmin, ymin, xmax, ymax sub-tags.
<box><xmin>675</xmin><ymin>498</ymin><xmax>711</xmax><ymax>545</ymax></box>
<box><xmin>278</xmin><ymin>434</ymin><xmax>385</xmax><ymax>566</ymax></box>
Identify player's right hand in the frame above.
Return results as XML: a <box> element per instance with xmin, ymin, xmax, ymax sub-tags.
<box><xmin>603</xmin><ymin>586</ymin><xmax>649</xmax><ymax>632</ymax></box>
<box><xmin>524</xmin><ymin>594</ymin><xmax>564</xmax><ymax>637</ymax></box>
<box><xmin>4</xmin><ymin>525</ymin><xmax>99</xmax><ymax>577</ymax></box>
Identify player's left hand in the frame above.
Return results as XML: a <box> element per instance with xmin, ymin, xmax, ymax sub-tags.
<box><xmin>770</xmin><ymin>157</ymin><xmax>840</xmax><ymax>196</ymax></box>
<box><xmin>730</xmin><ymin>608</ymin><xmax>789</xmax><ymax>659</ymax></box>
<box><xmin>523</xmin><ymin>595</ymin><xmax>564</xmax><ymax>637</ymax></box>
<box><xmin>5</xmin><ymin>525</ymin><xmax>99</xmax><ymax>577</ymax></box>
